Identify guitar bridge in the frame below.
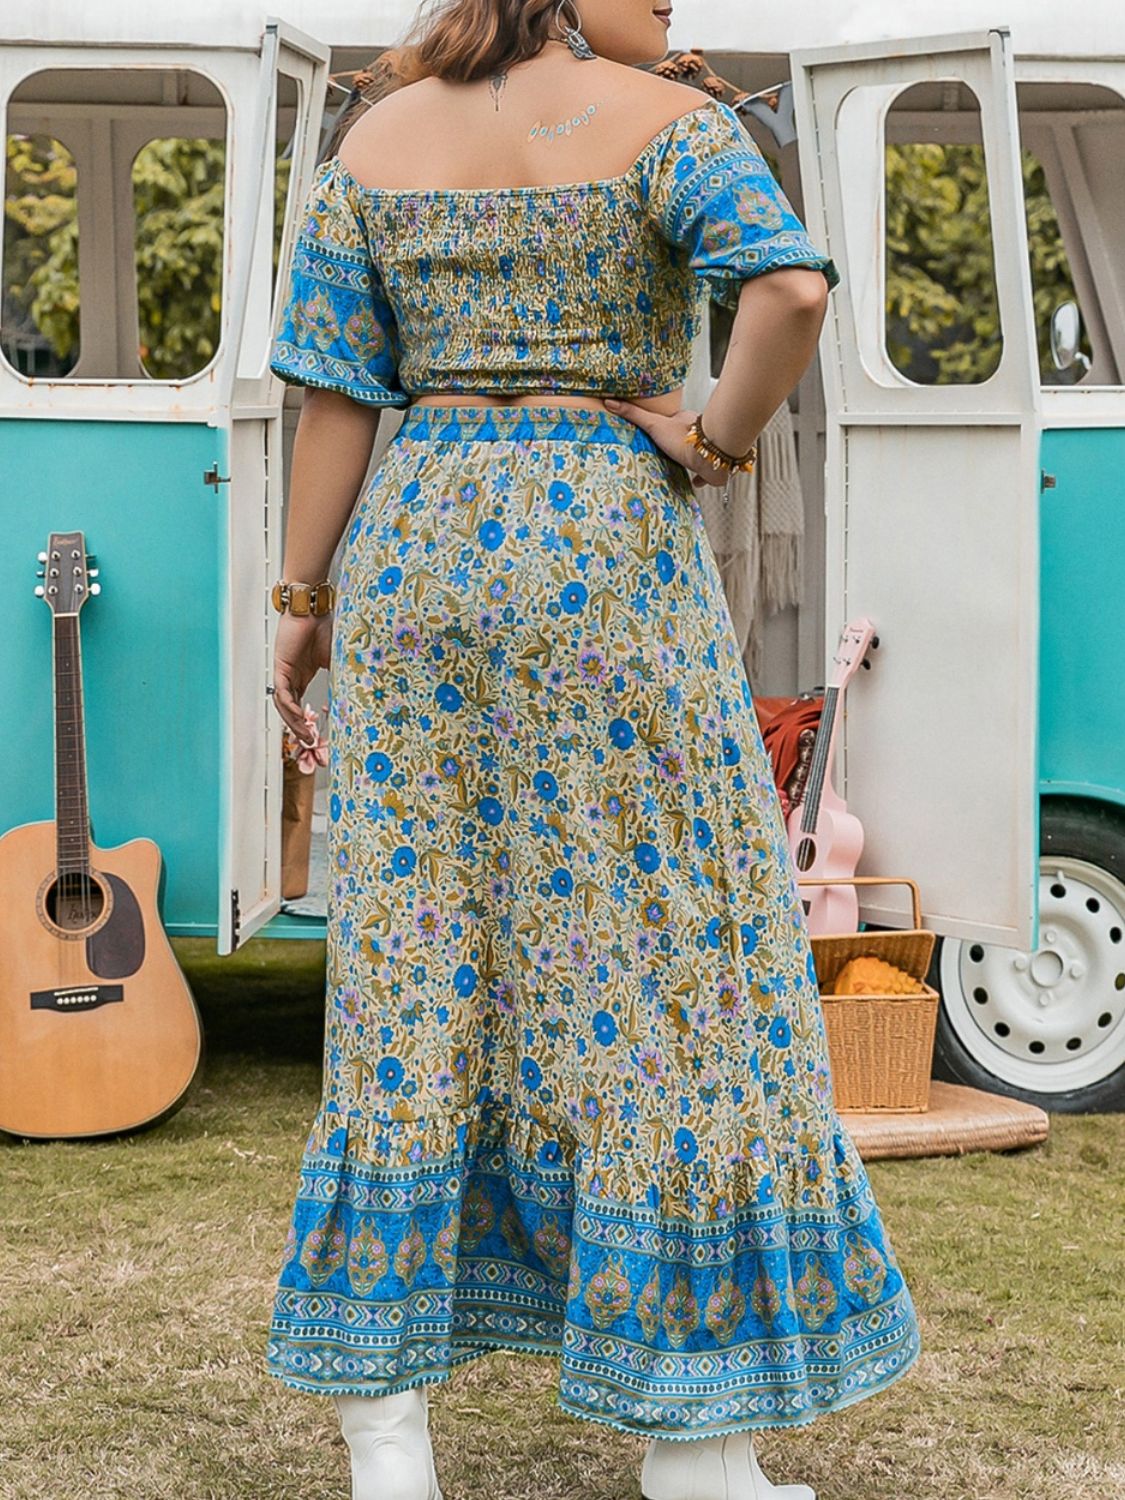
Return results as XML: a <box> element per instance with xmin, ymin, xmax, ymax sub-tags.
<box><xmin>31</xmin><ymin>984</ymin><xmax>124</xmax><ymax>1013</ymax></box>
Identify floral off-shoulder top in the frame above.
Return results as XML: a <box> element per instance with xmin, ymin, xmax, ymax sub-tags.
<box><xmin>269</xmin><ymin>97</ymin><xmax>839</xmax><ymax>408</ymax></box>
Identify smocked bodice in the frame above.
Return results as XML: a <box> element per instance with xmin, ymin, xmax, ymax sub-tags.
<box><xmin>271</xmin><ymin>97</ymin><xmax>837</xmax><ymax>407</ymax></box>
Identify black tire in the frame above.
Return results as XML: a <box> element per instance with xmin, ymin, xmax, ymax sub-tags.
<box><xmin>929</xmin><ymin>797</ymin><xmax>1125</xmax><ymax>1113</ymax></box>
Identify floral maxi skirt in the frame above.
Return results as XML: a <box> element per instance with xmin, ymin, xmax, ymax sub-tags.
<box><xmin>265</xmin><ymin>402</ymin><xmax>922</xmax><ymax>1437</ymax></box>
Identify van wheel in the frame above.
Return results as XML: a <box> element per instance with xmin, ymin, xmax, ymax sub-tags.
<box><xmin>929</xmin><ymin>799</ymin><xmax>1125</xmax><ymax>1112</ymax></box>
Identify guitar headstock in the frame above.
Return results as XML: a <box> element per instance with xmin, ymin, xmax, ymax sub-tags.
<box><xmin>828</xmin><ymin>616</ymin><xmax>878</xmax><ymax>690</ymax></box>
<box><xmin>35</xmin><ymin>532</ymin><xmax>101</xmax><ymax>616</ymax></box>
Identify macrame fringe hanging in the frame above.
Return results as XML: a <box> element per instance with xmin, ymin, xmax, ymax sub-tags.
<box><xmin>694</xmin><ymin>399</ymin><xmax>805</xmax><ymax>686</ymax></box>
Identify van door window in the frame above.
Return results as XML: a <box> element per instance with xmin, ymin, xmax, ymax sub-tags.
<box><xmin>131</xmin><ymin>134</ymin><xmax>226</xmax><ymax>380</ymax></box>
<box><xmin>884</xmin><ymin>81</ymin><xmax>1004</xmax><ymax>385</ymax></box>
<box><xmin>1017</xmin><ymin>80</ymin><xmax>1125</xmax><ymax>387</ymax></box>
<box><xmin>2</xmin><ymin>133</ymin><xmax>80</xmax><ymax>377</ymax></box>
<box><xmin>2</xmin><ymin>66</ymin><xmax>227</xmax><ymax>383</ymax></box>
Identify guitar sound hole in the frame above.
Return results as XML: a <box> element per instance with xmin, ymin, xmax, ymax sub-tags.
<box><xmin>46</xmin><ymin>872</ymin><xmax>106</xmax><ymax>931</ymax></box>
<box><xmin>795</xmin><ymin>839</ymin><xmax>816</xmax><ymax>871</ymax></box>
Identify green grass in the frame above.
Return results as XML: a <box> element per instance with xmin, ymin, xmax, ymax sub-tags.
<box><xmin>1</xmin><ymin>937</ymin><xmax>1122</xmax><ymax>1500</ymax></box>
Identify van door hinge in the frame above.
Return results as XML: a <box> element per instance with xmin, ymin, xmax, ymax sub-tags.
<box><xmin>230</xmin><ymin>888</ymin><xmax>241</xmax><ymax>950</ymax></box>
<box><xmin>204</xmin><ymin>464</ymin><xmax>231</xmax><ymax>491</ymax></box>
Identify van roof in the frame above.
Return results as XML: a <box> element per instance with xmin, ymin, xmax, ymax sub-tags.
<box><xmin>5</xmin><ymin>0</ymin><xmax>1123</xmax><ymax>58</ymax></box>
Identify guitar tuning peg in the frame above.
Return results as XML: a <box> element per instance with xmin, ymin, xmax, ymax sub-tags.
<box><xmin>870</xmin><ymin>635</ymin><xmax>880</xmax><ymax>648</ymax></box>
<box><xmin>86</xmin><ymin>553</ymin><xmax>98</xmax><ymax>562</ymax></box>
<box><xmin>34</xmin><ymin>585</ymin><xmax>45</xmax><ymax>597</ymax></box>
<box><xmin>36</xmin><ymin>568</ymin><xmax>45</xmax><ymax>577</ymax></box>
<box><xmin>37</xmin><ymin>551</ymin><xmax>48</xmax><ymax>562</ymax></box>
<box><xmin>861</xmin><ymin>659</ymin><xmax>871</xmax><ymax>669</ymax></box>
<box><xmin>89</xmin><ymin>582</ymin><xmax>102</xmax><ymax>595</ymax></box>
<box><xmin>88</xmin><ymin>568</ymin><xmax>100</xmax><ymax>578</ymax></box>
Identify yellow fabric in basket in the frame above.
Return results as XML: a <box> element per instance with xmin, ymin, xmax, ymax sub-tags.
<box><xmin>832</xmin><ymin>955</ymin><xmax>927</xmax><ymax>996</ymax></box>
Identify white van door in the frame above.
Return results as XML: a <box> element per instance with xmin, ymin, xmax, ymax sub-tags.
<box><xmin>791</xmin><ymin>30</ymin><xmax>1041</xmax><ymax>949</ymax></box>
<box><xmin>218</xmin><ymin>18</ymin><xmax>330</xmax><ymax>951</ymax></box>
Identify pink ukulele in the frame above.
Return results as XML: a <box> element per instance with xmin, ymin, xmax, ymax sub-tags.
<box><xmin>787</xmin><ymin>617</ymin><xmax>879</xmax><ymax>935</ymax></box>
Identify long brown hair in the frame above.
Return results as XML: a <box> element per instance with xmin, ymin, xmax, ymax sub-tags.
<box><xmin>321</xmin><ymin>0</ymin><xmax>564</xmax><ymax>158</ymax></box>
<box><xmin>391</xmin><ymin>0</ymin><xmax>563</xmax><ymax>85</ymax></box>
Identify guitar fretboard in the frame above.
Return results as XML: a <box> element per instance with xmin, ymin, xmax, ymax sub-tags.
<box><xmin>800</xmin><ymin>685</ymin><xmax>839</xmax><ymax>834</ymax></box>
<box><xmin>54</xmin><ymin>614</ymin><xmax>91</xmax><ymax>878</ymax></box>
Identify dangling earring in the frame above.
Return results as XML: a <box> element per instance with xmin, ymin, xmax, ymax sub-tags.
<box><xmin>553</xmin><ymin>0</ymin><xmax>597</xmax><ymax>59</ymax></box>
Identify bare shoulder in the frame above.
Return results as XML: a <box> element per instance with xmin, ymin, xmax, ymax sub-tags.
<box><xmin>606</xmin><ymin>62</ymin><xmax>706</xmax><ymax>108</ymax></box>
<box><xmin>334</xmin><ymin>61</ymin><xmax>709</xmax><ymax>183</ymax></box>
<box><xmin>589</xmin><ymin>59</ymin><xmax>710</xmax><ymax>128</ymax></box>
<box><xmin>336</xmin><ymin>77</ymin><xmax>439</xmax><ymax>156</ymax></box>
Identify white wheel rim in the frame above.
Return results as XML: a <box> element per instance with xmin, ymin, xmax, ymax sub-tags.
<box><xmin>940</xmin><ymin>855</ymin><xmax>1125</xmax><ymax>1093</ymax></box>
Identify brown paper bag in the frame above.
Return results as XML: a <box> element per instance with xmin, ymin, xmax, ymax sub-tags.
<box><xmin>281</xmin><ymin>757</ymin><xmax>316</xmax><ymax>898</ymax></box>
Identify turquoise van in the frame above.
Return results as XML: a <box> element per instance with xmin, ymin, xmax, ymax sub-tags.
<box><xmin>2</xmin><ymin>3</ymin><xmax>1122</xmax><ymax>1111</ymax></box>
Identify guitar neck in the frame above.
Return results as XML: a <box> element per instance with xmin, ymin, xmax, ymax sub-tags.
<box><xmin>54</xmin><ymin>613</ymin><xmax>91</xmax><ymax>877</ymax></box>
<box><xmin>800</xmin><ymin>685</ymin><xmax>839</xmax><ymax>833</ymax></box>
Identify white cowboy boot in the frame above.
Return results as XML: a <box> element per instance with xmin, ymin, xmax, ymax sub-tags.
<box><xmin>333</xmin><ymin>1387</ymin><xmax>444</xmax><ymax>1500</ymax></box>
<box><xmin>641</xmin><ymin>1431</ymin><xmax>815</xmax><ymax>1500</ymax></box>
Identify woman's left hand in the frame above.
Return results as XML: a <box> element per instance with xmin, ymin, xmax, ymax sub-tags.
<box><xmin>602</xmin><ymin>400</ymin><xmax>731</xmax><ymax>489</ymax></box>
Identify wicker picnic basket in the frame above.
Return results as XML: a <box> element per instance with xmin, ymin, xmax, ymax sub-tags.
<box><xmin>796</xmin><ymin>876</ymin><xmax>940</xmax><ymax>1112</ymax></box>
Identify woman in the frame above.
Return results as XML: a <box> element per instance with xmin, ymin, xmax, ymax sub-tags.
<box><xmin>266</xmin><ymin>3</ymin><xmax>922</xmax><ymax>1498</ymax></box>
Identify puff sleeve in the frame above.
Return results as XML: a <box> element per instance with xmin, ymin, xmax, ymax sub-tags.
<box><xmin>270</xmin><ymin>157</ymin><xmax>410</xmax><ymax>407</ymax></box>
<box><xmin>647</xmin><ymin>100</ymin><xmax>839</xmax><ymax>311</ymax></box>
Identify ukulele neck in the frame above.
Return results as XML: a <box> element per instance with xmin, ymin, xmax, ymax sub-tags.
<box><xmin>800</xmin><ymin>684</ymin><xmax>839</xmax><ymax>832</ymax></box>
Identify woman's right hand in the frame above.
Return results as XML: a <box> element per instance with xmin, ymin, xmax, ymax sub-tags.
<box><xmin>602</xmin><ymin>400</ymin><xmax>733</xmax><ymax>489</ymax></box>
<box><xmin>272</xmin><ymin>612</ymin><xmax>334</xmax><ymax>747</ymax></box>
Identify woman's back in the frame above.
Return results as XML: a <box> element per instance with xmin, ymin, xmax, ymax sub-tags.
<box><xmin>270</xmin><ymin>51</ymin><xmax>837</xmax><ymax>410</ymax></box>
<box><xmin>336</xmin><ymin>50</ymin><xmax>702</xmax><ymax>194</ymax></box>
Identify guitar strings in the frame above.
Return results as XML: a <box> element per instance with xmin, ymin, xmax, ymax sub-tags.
<box><xmin>55</xmin><ymin>605</ymin><xmax>95</xmax><ymax>927</ymax></box>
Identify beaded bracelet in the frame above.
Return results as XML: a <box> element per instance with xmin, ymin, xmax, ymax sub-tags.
<box><xmin>684</xmin><ymin>413</ymin><xmax>759</xmax><ymax>475</ymax></box>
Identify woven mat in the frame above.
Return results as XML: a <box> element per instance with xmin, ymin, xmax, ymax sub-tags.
<box><xmin>840</xmin><ymin>1081</ymin><xmax>1050</xmax><ymax>1160</ymax></box>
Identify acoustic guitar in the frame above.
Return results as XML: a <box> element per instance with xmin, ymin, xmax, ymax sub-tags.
<box><xmin>0</xmin><ymin>531</ymin><xmax>204</xmax><ymax>1140</ymax></box>
<box><xmin>787</xmin><ymin>616</ymin><xmax>879</xmax><ymax>935</ymax></box>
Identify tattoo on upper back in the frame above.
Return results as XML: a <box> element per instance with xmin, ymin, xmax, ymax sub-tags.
<box><xmin>488</xmin><ymin>69</ymin><xmax>508</xmax><ymax>109</ymax></box>
<box><xmin>527</xmin><ymin>100</ymin><xmax>608</xmax><ymax>143</ymax></box>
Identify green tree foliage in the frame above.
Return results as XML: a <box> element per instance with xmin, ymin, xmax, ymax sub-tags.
<box><xmin>886</xmin><ymin>142</ymin><xmax>1085</xmax><ymax>384</ymax></box>
<box><xmin>3</xmin><ymin>134</ymin><xmax>80</xmax><ymax>369</ymax></box>
<box><xmin>4</xmin><ymin>132</ymin><xmax>291</xmax><ymax>381</ymax></box>
<box><xmin>131</xmin><ymin>136</ymin><xmax>226</xmax><ymax>379</ymax></box>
